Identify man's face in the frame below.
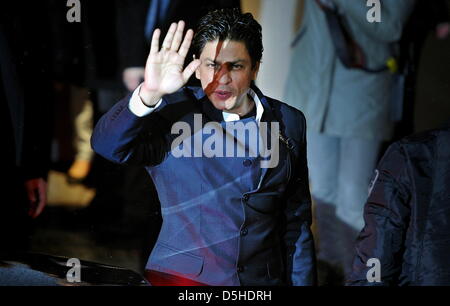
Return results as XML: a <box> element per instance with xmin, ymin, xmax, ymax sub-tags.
<box><xmin>195</xmin><ymin>39</ymin><xmax>259</xmax><ymax>112</ymax></box>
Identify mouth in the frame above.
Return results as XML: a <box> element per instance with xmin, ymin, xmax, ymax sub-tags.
<box><xmin>213</xmin><ymin>90</ymin><xmax>232</xmax><ymax>100</ymax></box>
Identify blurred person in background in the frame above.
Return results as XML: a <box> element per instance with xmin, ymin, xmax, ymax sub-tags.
<box><xmin>0</xmin><ymin>3</ymin><xmax>53</xmax><ymax>254</ymax></box>
<box><xmin>284</xmin><ymin>0</ymin><xmax>415</xmax><ymax>284</ymax></box>
<box><xmin>394</xmin><ymin>0</ymin><xmax>450</xmax><ymax>139</ymax></box>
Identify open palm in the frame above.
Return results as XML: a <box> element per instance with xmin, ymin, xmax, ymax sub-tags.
<box><xmin>141</xmin><ymin>21</ymin><xmax>201</xmax><ymax>105</ymax></box>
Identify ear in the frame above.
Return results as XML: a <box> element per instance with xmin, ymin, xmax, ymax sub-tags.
<box><xmin>193</xmin><ymin>54</ymin><xmax>201</xmax><ymax>80</ymax></box>
<box><xmin>195</xmin><ymin>67</ymin><xmax>201</xmax><ymax>80</ymax></box>
<box><xmin>252</xmin><ymin>62</ymin><xmax>260</xmax><ymax>80</ymax></box>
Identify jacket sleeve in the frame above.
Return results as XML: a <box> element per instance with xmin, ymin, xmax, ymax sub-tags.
<box><xmin>334</xmin><ymin>0</ymin><xmax>415</xmax><ymax>43</ymax></box>
<box><xmin>91</xmin><ymin>94</ymin><xmax>169</xmax><ymax>166</ymax></box>
<box><xmin>346</xmin><ymin>142</ymin><xmax>411</xmax><ymax>286</ymax></box>
<box><xmin>284</xmin><ymin>112</ymin><xmax>317</xmax><ymax>286</ymax></box>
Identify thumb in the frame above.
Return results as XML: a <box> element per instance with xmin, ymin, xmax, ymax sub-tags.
<box><xmin>182</xmin><ymin>59</ymin><xmax>201</xmax><ymax>83</ymax></box>
<box><xmin>26</xmin><ymin>185</ymin><xmax>37</xmax><ymax>204</ymax></box>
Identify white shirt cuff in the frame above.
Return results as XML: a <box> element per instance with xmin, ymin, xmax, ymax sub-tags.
<box><xmin>128</xmin><ymin>84</ymin><xmax>163</xmax><ymax>117</ymax></box>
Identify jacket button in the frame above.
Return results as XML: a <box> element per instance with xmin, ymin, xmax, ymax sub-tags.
<box><xmin>240</xmin><ymin>228</ymin><xmax>248</xmax><ymax>236</ymax></box>
<box><xmin>243</xmin><ymin>159</ymin><xmax>252</xmax><ymax>167</ymax></box>
<box><xmin>242</xmin><ymin>194</ymin><xmax>249</xmax><ymax>202</ymax></box>
<box><xmin>237</xmin><ymin>265</ymin><xmax>244</xmax><ymax>273</ymax></box>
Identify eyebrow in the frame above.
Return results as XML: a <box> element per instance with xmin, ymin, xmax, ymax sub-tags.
<box><xmin>205</xmin><ymin>58</ymin><xmax>247</xmax><ymax>65</ymax></box>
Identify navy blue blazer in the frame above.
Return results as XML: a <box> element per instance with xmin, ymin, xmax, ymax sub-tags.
<box><xmin>91</xmin><ymin>85</ymin><xmax>317</xmax><ymax>286</ymax></box>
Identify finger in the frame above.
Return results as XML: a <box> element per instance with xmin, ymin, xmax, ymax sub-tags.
<box><xmin>182</xmin><ymin>59</ymin><xmax>201</xmax><ymax>83</ymax></box>
<box><xmin>161</xmin><ymin>22</ymin><xmax>177</xmax><ymax>50</ymax></box>
<box><xmin>27</xmin><ymin>188</ymin><xmax>37</xmax><ymax>217</ymax></box>
<box><xmin>27</xmin><ymin>187</ymin><xmax>36</xmax><ymax>203</ymax></box>
<box><xmin>170</xmin><ymin>20</ymin><xmax>185</xmax><ymax>51</ymax></box>
<box><xmin>33</xmin><ymin>198</ymin><xmax>46</xmax><ymax>218</ymax></box>
<box><xmin>28</xmin><ymin>207</ymin><xmax>35</xmax><ymax>218</ymax></box>
<box><xmin>32</xmin><ymin>183</ymin><xmax>47</xmax><ymax>218</ymax></box>
<box><xmin>178</xmin><ymin>29</ymin><xmax>194</xmax><ymax>58</ymax></box>
<box><xmin>150</xmin><ymin>29</ymin><xmax>161</xmax><ymax>56</ymax></box>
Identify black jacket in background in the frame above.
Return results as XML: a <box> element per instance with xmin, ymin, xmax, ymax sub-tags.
<box><xmin>0</xmin><ymin>2</ymin><xmax>53</xmax><ymax>253</ymax></box>
<box><xmin>347</xmin><ymin>126</ymin><xmax>450</xmax><ymax>286</ymax></box>
<box><xmin>0</xmin><ymin>3</ymin><xmax>52</xmax><ymax>180</ymax></box>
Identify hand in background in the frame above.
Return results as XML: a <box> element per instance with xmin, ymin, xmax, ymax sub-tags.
<box><xmin>123</xmin><ymin>67</ymin><xmax>145</xmax><ymax>91</ymax></box>
<box><xmin>436</xmin><ymin>22</ymin><xmax>450</xmax><ymax>39</ymax></box>
<box><xmin>25</xmin><ymin>178</ymin><xmax>47</xmax><ymax>218</ymax></box>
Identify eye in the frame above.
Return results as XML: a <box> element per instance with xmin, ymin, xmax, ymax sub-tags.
<box><xmin>206</xmin><ymin>62</ymin><xmax>217</xmax><ymax>68</ymax></box>
<box><xmin>232</xmin><ymin>64</ymin><xmax>243</xmax><ymax>70</ymax></box>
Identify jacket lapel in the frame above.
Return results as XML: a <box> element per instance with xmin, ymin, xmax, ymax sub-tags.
<box><xmin>250</xmin><ymin>85</ymin><xmax>281</xmax><ymax>189</ymax></box>
<box><xmin>251</xmin><ymin>85</ymin><xmax>296</xmax><ymax>190</ymax></box>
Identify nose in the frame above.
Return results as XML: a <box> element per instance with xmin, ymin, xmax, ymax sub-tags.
<box><xmin>217</xmin><ymin>64</ymin><xmax>231</xmax><ymax>85</ymax></box>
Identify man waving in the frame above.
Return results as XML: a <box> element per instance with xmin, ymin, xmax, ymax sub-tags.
<box><xmin>92</xmin><ymin>8</ymin><xmax>316</xmax><ymax>286</ymax></box>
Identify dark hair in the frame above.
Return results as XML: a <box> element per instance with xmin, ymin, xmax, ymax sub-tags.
<box><xmin>192</xmin><ymin>8</ymin><xmax>263</xmax><ymax>68</ymax></box>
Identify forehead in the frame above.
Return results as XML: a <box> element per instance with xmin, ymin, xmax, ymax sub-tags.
<box><xmin>199</xmin><ymin>39</ymin><xmax>250</xmax><ymax>62</ymax></box>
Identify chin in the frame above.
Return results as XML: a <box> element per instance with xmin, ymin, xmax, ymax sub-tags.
<box><xmin>210</xmin><ymin>99</ymin><xmax>235</xmax><ymax>111</ymax></box>
<box><xmin>210</xmin><ymin>100</ymin><xmax>225</xmax><ymax>111</ymax></box>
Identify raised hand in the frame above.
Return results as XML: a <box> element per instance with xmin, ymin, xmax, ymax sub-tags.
<box><xmin>139</xmin><ymin>21</ymin><xmax>201</xmax><ymax>106</ymax></box>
